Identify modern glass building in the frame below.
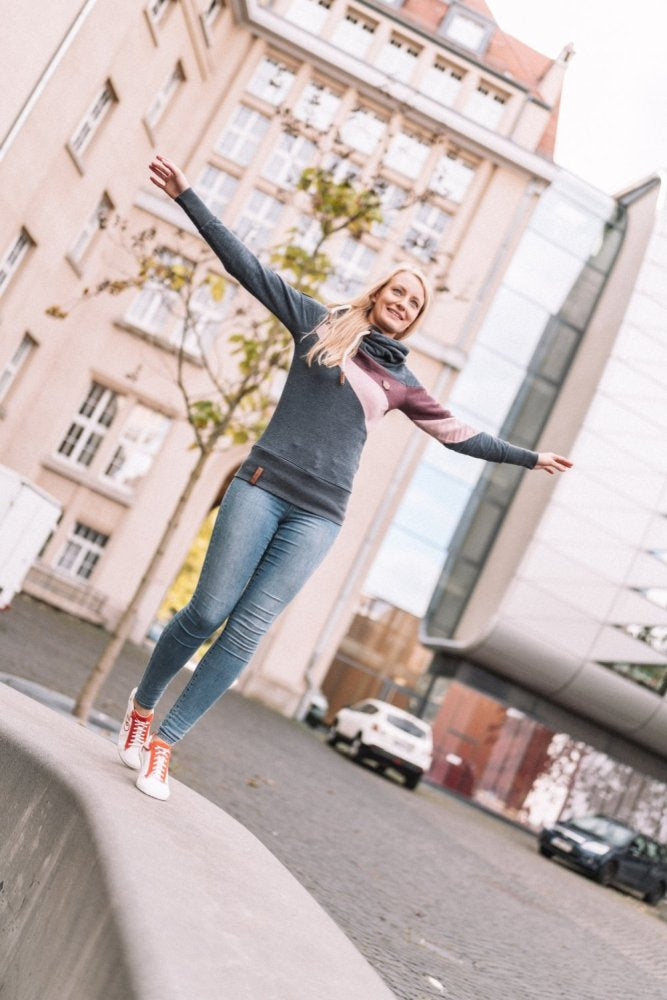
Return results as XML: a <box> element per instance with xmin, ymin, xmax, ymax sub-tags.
<box><xmin>330</xmin><ymin>171</ymin><xmax>667</xmax><ymax>836</ymax></box>
<box><xmin>365</xmin><ymin>174</ymin><xmax>624</xmax><ymax>621</ymax></box>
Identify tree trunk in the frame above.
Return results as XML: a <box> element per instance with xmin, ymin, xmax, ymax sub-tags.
<box><xmin>73</xmin><ymin>447</ymin><xmax>211</xmax><ymax>722</ymax></box>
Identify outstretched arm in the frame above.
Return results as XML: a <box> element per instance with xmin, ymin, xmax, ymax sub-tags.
<box><xmin>399</xmin><ymin>382</ymin><xmax>573</xmax><ymax>473</ymax></box>
<box><xmin>149</xmin><ymin>154</ymin><xmax>326</xmax><ymax>337</ymax></box>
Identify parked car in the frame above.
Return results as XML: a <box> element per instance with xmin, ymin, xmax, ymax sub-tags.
<box><xmin>303</xmin><ymin>690</ymin><xmax>329</xmax><ymax>729</ymax></box>
<box><xmin>538</xmin><ymin>813</ymin><xmax>667</xmax><ymax>905</ymax></box>
<box><xmin>327</xmin><ymin>699</ymin><xmax>433</xmax><ymax>790</ymax></box>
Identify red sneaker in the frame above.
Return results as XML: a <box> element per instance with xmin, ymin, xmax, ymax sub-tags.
<box><xmin>117</xmin><ymin>688</ymin><xmax>153</xmax><ymax>770</ymax></box>
<box><xmin>136</xmin><ymin>736</ymin><xmax>172</xmax><ymax>800</ymax></box>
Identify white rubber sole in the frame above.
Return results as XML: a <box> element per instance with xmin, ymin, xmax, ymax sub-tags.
<box><xmin>135</xmin><ymin>774</ymin><xmax>170</xmax><ymax>800</ymax></box>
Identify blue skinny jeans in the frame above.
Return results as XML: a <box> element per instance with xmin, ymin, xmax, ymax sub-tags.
<box><xmin>135</xmin><ymin>478</ymin><xmax>340</xmax><ymax>744</ymax></box>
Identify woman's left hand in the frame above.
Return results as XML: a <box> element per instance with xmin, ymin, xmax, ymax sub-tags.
<box><xmin>535</xmin><ymin>452</ymin><xmax>573</xmax><ymax>475</ymax></box>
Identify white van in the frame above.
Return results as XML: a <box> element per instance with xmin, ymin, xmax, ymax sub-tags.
<box><xmin>0</xmin><ymin>465</ymin><xmax>61</xmax><ymax>609</ymax></box>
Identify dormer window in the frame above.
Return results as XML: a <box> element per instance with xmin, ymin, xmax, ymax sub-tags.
<box><xmin>464</xmin><ymin>81</ymin><xmax>508</xmax><ymax>130</ymax></box>
<box><xmin>331</xmin><ymin>10</ymin><xmax>377</xmax><ymax>59</ymax></box>
<box><xmin>420</xmin><ymin>59</ymin><xmax>465</xmax><ymax>106</ymax></box>
<box><xmin>439</xmin><ymin>3</ymin><xmax>495</xmax><ymax>56</ymax></box>
<box><xmin>285</xmin><ymin>0</ymin><xmax>332</xmax><ymax>34</ymax></box>
<box><xmin>376</xmin><ymin>34</ymin><xmax>421</xmax><ymax>83</ymax></box>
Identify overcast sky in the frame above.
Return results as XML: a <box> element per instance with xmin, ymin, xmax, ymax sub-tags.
<box><xmin>489</xmin><ymin>0</ymin><xmax>667</xmax><ymax>195</ymax></box>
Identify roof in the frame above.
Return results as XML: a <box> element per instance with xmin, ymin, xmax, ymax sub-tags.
<box><xmin>398</xmin><ymin>0</ymin><xmax>564</xmax><ymax>156</ymax></box>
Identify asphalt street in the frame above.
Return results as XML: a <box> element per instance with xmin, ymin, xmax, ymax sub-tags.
<box><xmin>2</xmin><ymin>594</ymin><xmax>666</xmax><ymax>1000</ymax></box>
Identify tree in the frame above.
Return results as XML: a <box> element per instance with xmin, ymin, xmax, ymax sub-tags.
<box><xmin>50</xmin><ymin>166</ymin><xmax>383</xmax><ymax>721</ymax></box>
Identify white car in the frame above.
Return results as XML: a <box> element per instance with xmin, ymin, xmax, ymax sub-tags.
<box><xmin>327</xmin><ymin>699</ymin><xmax>433</xmax><ymax>790</ymax></box>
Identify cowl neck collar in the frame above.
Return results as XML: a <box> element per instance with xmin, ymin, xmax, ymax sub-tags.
<box><xmin>361</xmin><ymin>326</ymin><xmax>409</xmax><ymax>367</ymax></box>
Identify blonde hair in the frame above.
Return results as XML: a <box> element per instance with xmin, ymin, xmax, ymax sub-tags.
<box><xmin>304</xmin><ymin>264</ymin><xmax>432</xmax><ymax>371</ymax></box>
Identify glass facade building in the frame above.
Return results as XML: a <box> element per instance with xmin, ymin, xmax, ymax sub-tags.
<box><xmin>364</xmin><ymin>176</ymin><xmax>624</xmax><ymax>625</ymax></box>
<box><xmin>424</xmin><ymin>178</ymin><xmax>625</xmax><ymax>638</ymax></box>
<box><xmin>328</xmin><ymin>174</ymin><xmax>667</xmax><ymax>836</ymax></box>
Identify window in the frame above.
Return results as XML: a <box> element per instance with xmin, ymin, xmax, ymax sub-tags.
<box><xmin>202</xmin><ymin>0</ymin><xmax>223</xmax><ymax>26</ymax></box>
<box><xmin>246</xmin><ymin>57</ymin><xmax>295</xmax><ymax>106</ymax></box>
<box><xmin>440</xmin><ymin>6</ymin><xmax>493</xmax><ymax>54</ymax></box>
<box><xmin>69</xmin><ymin>192</ymin><xmax>113</xmax><ymax>266</ymax></box>
<box><xmin>147</xmin><ymin>0</ymin><xmax>171</xmax><ymax>24</ymax></box>
<box><xmin>293</xmin><ymin>83</ymin><xmax>341</xmax><ymax>131</ymax></box>
<box><xmin>383</xmin><ymin>131</ymin><xmax>430</xmax><ymax>179</ymax></box>
<box><xmin>0</xmin><ymin>333</ymin><xmax>37</xmax><ymax>404</ymax></box>
<box><xmin>598</xmin><ymin>660</ymin><xmax>667</xmax><ymax>696</ymax></box>
<box><xmin>464</xmin><ymin>82</ymin><xmax>508</xmax><ymax>130</ymax></box>
<box><xmin>215</xmin><ymin>106</ymin><xmax>270</xmax><ymax>166</ymax></box>
<box><xmin>338</xmin><ymin>107</ymin><xmax>386</xmax><ymax>155</ymax></box>
<box><xmin>324</xmin><ymin>239</ymin><xmax>377</xmax><ymax>299</ymax></box>
<box><xmin>103</xmin><ymin>404</ymin><xmax>171</xmax><ymax>491</ymax></box>
<box><xmin>57</xmin><ymin>382</ymin><xmax>119</xmax><ymax>468</ymax></box>
<box><xmin>146</xmin><ymin>61</ymin><xmax>185</xmax><ymax>128</ymax></box>
<box><xmin>69</xmin><ymin>80</ymin><xmax>117</xmax><ymax>160</ymax></box>
<box><xmin>372</xmin><ymin>182</ymin><xmax>407</xmax><ymax>238</ymax></box>
<box><xmin>387</xmin><ymin>714</ymin><xmax>428</xmax><ymax>738</ymax></box>
<box><xmin>635</xmin><ymin>587</ymin><xmax>667</xmax><ymax>610</ymax></box>
<box><xmin>261</xmin><ymin>132</ymin><xmax>316</xmax><ymax>189</ymax></box>
<box><xmin>125</xmin><ymin>249</ymin><xmax>193</xmax><ymax>335</ymax></box>
<box><xmin>194</xmin><ymin>166</ymin><xmax>239</xmax><ymax>218</ymax></box>
<box><xmin>616</xmin><ymin>624</ymin><xmax>667</xmax><ymax>655</ymax></box>
<box><xmin>402</xmin><ymin>202</ymin><xmax>451</xmax><ymax>262</ymax></box>
<box><xmin>234</xmin><ymin>190</ymin><xmax>284</xmax><ymax>252</ymax></box>
<box><xmin>331</xmin><ymin>10</ymin><xmax>377</xmax><ymax>58</ymax></box>
<box><xmin>429</xmin><ymin>152</ymin><xmax>476</xmax><ymax>203</ymax></box>
<box><xmin>0</xmin><ymin>229</ymin><xmax>33</xmax><ymax>298</ymax></box>
<box><xmin>322</xmin><ymin>153</ymin><xmax>360</xmax><ymax>184</ymax></box>
<box><xmin>172</xmin><ymin>273</ymin><xmax>236</xmax><ymax>354</ymax></box>
<box><xmin>376</xmin><ymin>34</ymin><xmax>421</xmax><ymax>83</ymax></box>
<box><xmin>56</xmin><ymin>522</ymin><xmax>109</xmax><ymax>580</ymax></box>
<box><xmin>294</xmin><ymin>215</ymin><xmax>324</xmax><ymax>255</ymax></box>
<box><xmin>284</xmin><ymin>0</ymin><xmax>332</xmax><ymax>33</ymax></box>
<box><xmin>420</xmin><ymin>60</ymin><xmax>464</xmax><ymax>107</ymax></box>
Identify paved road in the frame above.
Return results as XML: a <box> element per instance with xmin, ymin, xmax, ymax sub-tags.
<box><xmin>2</xmin><ymin>594</ymin><xmax>667</xmax><ymax>999</ymax></box>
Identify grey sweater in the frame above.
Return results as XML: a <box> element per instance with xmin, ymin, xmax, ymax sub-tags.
<box><xmin>176</xmin><ymin>188</ymin><xmax>538</xmax><ymax>524</ymax></box>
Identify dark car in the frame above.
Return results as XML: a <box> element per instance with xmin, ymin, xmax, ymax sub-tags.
<box><xmin>538</xmin><ymin>813</ymin><xmax>667</xmax><ymax>905</ymax></box>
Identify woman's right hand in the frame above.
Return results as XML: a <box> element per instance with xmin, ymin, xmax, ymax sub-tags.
<box><xmin>149</xmin><ymin>154</ymin><xmax>190</xmax><ymax>199</ymax></box>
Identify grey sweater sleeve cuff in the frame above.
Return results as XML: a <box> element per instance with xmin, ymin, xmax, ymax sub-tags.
<box><xmin>447</xmin><ymin>433</ymin><xmax>538</xmax><ymax>468</ymax></box>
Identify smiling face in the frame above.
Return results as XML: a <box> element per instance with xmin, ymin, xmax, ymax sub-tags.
<box><xmin>367</xmin><ymin>271</ymin><xmax>426</xmax><ymax>339</ymax></box>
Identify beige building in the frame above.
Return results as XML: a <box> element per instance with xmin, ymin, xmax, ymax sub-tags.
<box><xmin>1</xmin><ymin>0</ymin><xmax>573</xmax><ymax>716</ymax></box>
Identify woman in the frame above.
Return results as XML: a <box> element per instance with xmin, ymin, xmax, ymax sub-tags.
<box><xmin>118</xmin><ymin>154</ymin><xmax>572</xmax><ymax>800</ymax></box>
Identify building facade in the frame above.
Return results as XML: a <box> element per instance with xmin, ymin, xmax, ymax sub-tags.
<box><xmin>1</xmin><ymin>0</ymin><xmax>567</xmax><ymax>707</ymax></box>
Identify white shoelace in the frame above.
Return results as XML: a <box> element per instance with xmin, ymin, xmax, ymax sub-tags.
<box><xmin>148</xmin><ymin>743</ymin><xmax>171</xmax><ymax>781</ymax></box>
<box><xmin>126</xmin><ymin>713</ymin><xmax>151</xmax><ymax>749</ymax></box>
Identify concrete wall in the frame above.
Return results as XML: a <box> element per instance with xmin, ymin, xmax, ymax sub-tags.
<box><xmin>0</xmin><ymin>683</ymin><xmax>394</xmax><ymax>1000</ymax></box>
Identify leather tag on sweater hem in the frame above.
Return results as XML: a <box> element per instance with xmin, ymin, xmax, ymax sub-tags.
<box><xmin>250</xmin><ymin>466</ymin><xmax>264</xmax><ymax>485</ymax></box>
